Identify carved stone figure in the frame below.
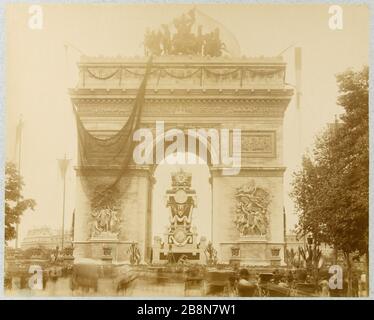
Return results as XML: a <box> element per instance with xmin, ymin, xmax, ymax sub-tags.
<box><xmin>161</xmin><ymin>24</ymin><xmax>172</xmax><ymax>55</ymax></box>
<box><xmin>172</xmin><ymin>10</ymin><xmax>196</xmax><ymax>55</ymax></box>
<box><xmin>204</xmin><ymin>241</ymin><xmax>218</xmax><ymax>265</ymax></box>
<box><xmin>234</xmin><ymin>182</ymin><xmax>270</xmax><ymax>236</ymax></box>
<box><xmin>90</xmin><ymin>186</ymin><xmax>121</xmax><ymax>238</ymax></box>
<box><xmin>204</xmin><ymin>28</ymin><xmax>224</xmax><ymax>57</ymax></box>
<box><xmin>144</xmin><ymin>28</ymin><xmax>152</xmax><ymax>56</ymax></box>
<box><xmin>144</xmin><ymin>28</ymin><xmax>162</xmax><ymax>56</ymax></box>
<box><xmin>127</xmin><ymin>242</ymin><xmax>141</xmax><ymax>265</ymax></box>
<box><xmin>91</xmin><ymin>207</ymin><xmax>120</xmax><ymax>237</ymax></box>
<box><xmin>177</xmin><ymin>10</ymin><xmax>195</xmax><ymax>33</ymax></box>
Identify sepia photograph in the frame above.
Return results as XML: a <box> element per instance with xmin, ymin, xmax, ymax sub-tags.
<box><xmin>2</xmin><ymin>2</ymin><xmax>370</xmax><ymax>299</ymax></box>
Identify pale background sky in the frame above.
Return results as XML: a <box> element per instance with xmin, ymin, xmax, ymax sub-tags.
<box><xmin>4</xmin><ymin>4</ymin><xmax>369</xmax><ymax>244</ymax></box>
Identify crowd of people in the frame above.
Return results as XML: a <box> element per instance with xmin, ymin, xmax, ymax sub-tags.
<box><xmin>235</xmin><ymin>267</ymin><xmax>368</xmax><ymax>297</ymax></box>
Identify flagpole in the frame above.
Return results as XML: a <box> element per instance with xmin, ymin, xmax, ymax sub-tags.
<box><xmin>294</xmin><ymin>47</ymin><xmax>302</xmax><ymax>156</ymax></box>
<box><xmin>283</xmin><ymin>206</ymin><xmax>287</xmax><ymax>261</ymax></box>
<box><xmin>58</xmin><ymin>154</ymin><xmax>71</xmax><ymax>251</ymax></box>
<box><xmin>15</xmin><ymin>115</ymin><xmax>23</xmax><ymax>249</ymax></box>
<box><xmin>276</xmin><ymin>45</ymin><xmax>302</xmax><ymax>157</ymax></box>
<box><xmin>62</xmin><ymin>163</ymin><xmax>66</xmax><ymax>250</ymax></box>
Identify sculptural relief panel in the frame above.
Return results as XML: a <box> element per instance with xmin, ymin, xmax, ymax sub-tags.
<box><xmin>233</xmin><ymin>181</ymin><xmax>270</xmax><ymax>237</ymax></box>
<box><xmin>89</xmin><ymin>185</ymin><xmax>122</xmax><ymax>240</ymax></box>
<box><xmin>76</xmin><ymin>100</ymin><xmax>287</xmax><ymax>119</ymax></box>
<box><xmin>241</xmin><ymin>131</ymin><xmax>276</xmax><ymax>158</ymax></box>
<box><xmin>212</xmin><ymin>176</ymin><xmax>283</xmax><ymax>246</ymax></box>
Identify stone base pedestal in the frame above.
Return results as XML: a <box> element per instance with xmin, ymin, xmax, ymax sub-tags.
<box><xmin>152</xmin><ymin>242</ymin><xmax>207</xmax><ymax>264</ymax></box>
<box><xmin>73</xmin><ymin>239</ymin><xmax>139</xmax><ymax>263</ymax></box>
<box><xmin>152</xmin><ymin>244</ymin><xmax>205</xmax><ymax>264</ymax></box>
<box><xmin>229</xmin><ymin>258</ymin><xmax>241</xmax><ymax>268</ymax></box>
<box><xmin>219</xmin><ymin>241</ymin><xmax>284</xmax><ymax>266</ymax></box>
<box><xmin>89</xmin><ymin>237</ymin><xmax>120</xmax><ymax>263</ymax></box>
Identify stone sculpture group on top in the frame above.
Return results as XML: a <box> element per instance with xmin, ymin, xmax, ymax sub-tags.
<box><xmin>144</xmin><ymin>9</ymin><xmax>226</xmax><ymax>57</ymax></box>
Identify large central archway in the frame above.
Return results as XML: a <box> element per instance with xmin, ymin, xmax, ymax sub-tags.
<box><xmin>151</xmin><ymin>152</ymin><xmax>212</xmax><ymax>262</ymax></box>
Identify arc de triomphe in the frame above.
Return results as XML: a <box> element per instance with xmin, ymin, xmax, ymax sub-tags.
<box><xmin>70</xmin><ymin>55</ymin><xmax>293</xmax><ymax>266</ymax></box>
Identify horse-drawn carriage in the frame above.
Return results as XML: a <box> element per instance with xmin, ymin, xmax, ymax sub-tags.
<box><xmin>202</xmin><ymin>269</ymin><xmax>237</xmax><ymax>296</ymax></box>
<box><xmin>71</xmin><ymin>263</ymin><xmax>137</xmax><ymax>294</ymax></box>
<box><xmin>257</xmin><ymin>272</ymin><xmax>317</xmax><ymax>297</ymax></box>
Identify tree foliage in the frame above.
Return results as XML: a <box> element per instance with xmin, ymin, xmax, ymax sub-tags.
<box><xmin>291</xmin><ymin>66</ymin><xmax>368</xmax><ymax>257</ymax></box>
<box><xmin>5</xmin><ymin>162</ymin><xmax>36</xmax><ymax>243</ymax></box>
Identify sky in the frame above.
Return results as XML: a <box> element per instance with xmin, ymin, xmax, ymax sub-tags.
<box><xmin>4</xmin><ymin>3</ymin><xmax>369</xmax><ymax>244</ymax></box>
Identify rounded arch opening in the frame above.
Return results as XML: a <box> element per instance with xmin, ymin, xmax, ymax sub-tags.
<box><xmin>151</xmin><ymin>151</ymin><xmax>212</xmax><ymax>246</ymax></box>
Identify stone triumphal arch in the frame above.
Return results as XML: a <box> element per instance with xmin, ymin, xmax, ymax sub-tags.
<box><xmin>70</xmin><ymin>52</ymin><xmax>293</xmax><ymax>266</ymax></box>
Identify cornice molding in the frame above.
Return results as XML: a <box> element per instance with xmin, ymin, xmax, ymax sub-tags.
<box><xmin>75</xmin><ymin>165</ymin><xmax>286</xmax><ymax>178</ymax></box>
<box><xmin>210</xmin><ymin>166</ymin><xmax>286</xmax><ymax>177</ymax></box>
<box><xmin>74</xmin><ymin>102</ymin><xmax>289</xmax><ymax>118</ymax></box>
<box><xmin>69</xmin><ymin>87</ymin><xmax>293</xmax><ymax>98</ymax></box>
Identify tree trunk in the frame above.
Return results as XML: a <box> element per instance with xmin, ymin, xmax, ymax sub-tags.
<box><xmin>344</xmin><ymin>251</ymin><xmax>352</xmax><ymax>296</ymax></box>
<box><xmin>365</xmin><ymin>251</ymin><xmax>369</xmax><ymax>296</ymax></box>
<box><xmin>313</xmin><ymin>244</ymin><xmax>320</xmax><ymax>290</ymax></box>
<box><xmin>333</xmin><ymin>247</ymin><xmax>338</xmax><ymax>265</ymax></box>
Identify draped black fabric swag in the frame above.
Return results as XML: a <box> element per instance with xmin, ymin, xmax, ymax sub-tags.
<box><xmin>73</xmin><ymin>57</ymin><xmax>153</xmax><ymax>204</ymax></box>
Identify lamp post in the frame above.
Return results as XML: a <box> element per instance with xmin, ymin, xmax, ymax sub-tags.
<box><xmin>58</xmin><ymin>154</ymin><xmax>71</xmax><ymax>251</ymax></box>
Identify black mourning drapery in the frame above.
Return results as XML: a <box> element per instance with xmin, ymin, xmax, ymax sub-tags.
<box><xmin>73</xmin><ymin>57</ymin><xmax>153</xmax><ymax>205</ymax></box>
